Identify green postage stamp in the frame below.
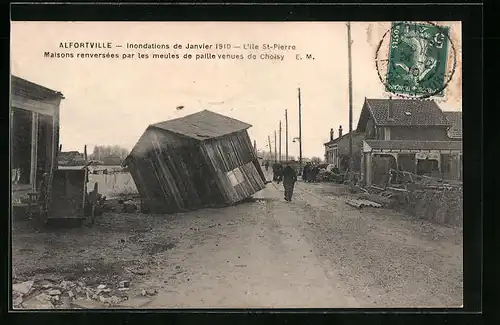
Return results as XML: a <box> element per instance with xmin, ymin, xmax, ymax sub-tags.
<box><xmin>386</xmin><ymin>22</ymin><xmax>452</xmax><ymax>97</ymax></box>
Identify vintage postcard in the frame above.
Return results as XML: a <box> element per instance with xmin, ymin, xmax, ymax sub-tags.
<box><xmin>11</xmin><ymin>21</ymin><xmax>462</xmax><ymax>309</ymax></box>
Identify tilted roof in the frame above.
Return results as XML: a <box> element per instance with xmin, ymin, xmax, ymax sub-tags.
<box><xmin>151</xmin><ymin>109</ymin><xmax>252</xmax><ymax>140</ymax></box>
<box><xmin>11</xmin><ymin>75</ymin><xmax>65</xmax><ymax>100</ymax></box>
<box><xmin>359</xmin><ymin>98</ymin><xmax>450</xmax><ymax>128</ymax></box>
<box><xmin>443</xmin><ymin>111</ymin><xmax>462</xmax><ymax>139</ymax></box>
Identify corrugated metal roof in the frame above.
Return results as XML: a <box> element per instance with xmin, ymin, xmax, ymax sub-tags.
<box><xmin>365</xmin><ymin>98</ymin><xmax>450</xmax><ymax>126</ymax></box>
<box><xmin>443</xmin><ymin>111</ymin><xmax>462</xmax><ymax>139</ymax></box>
<box><xmin>151</xmin><ymin>110</ymin><xmax>252</xmax><ymax>140</ymax></box>
<box><xmin>364</xmin><ymin>140</ymin><xmax>462</xmax><ymax>151</ymax></box>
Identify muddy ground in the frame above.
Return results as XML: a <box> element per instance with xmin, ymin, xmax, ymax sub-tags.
<box><xmin>11</xmin><ymin>173</ymin><xmax>463</xmax><ymax>309</ymax></box>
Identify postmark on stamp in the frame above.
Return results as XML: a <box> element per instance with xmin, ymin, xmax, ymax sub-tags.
<box><xmin>375</xmin><ymin>21</ymin><xmax>457</xmax><ymax>99</ymax></box>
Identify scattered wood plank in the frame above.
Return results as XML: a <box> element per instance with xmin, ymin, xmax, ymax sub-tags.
<box><xmin>345</xmin><ymin>198</ymin><xmax>382</xmax><ymax>209</ymax></box>
<box><xmin>387</xmin><ymin>187</ymin><xmax>409</xmax><ymax>193</ymax></box>
<box><xmin>356</xmin><ymin>185</ymin><xmax>369</xmax><ymax>193</ymax></box>
<box><xmin>423</xmin><ymin>185</ymin><xmax>461</xmax><ymax>191</ymax></box>
<box><xmin>345</xmin><ymin>199</ymin><xmax>362</xmax><ymax>208</ymax></box>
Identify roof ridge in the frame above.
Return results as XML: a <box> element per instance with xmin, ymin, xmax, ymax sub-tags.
<box><xmin>364</xmin><ymin>99</ymin><xmax>380</xmax><ymax>125</ymax></box>
<box><xmin>11</xmin><ymin>75</ymin><xmax>64</xmax><ymax>97</ymax></box>
<box><xmin>149</xmin><ymin>109</ymin><xmax>251</xmax><ymax>140</ymax></box>
<box><xmin>152</xmin><ymin>109</ymin><xmax>244</xmax><ymax>126</ymax></box>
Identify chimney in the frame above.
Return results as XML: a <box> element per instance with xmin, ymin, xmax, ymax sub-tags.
<box><xmin>338</xmin><ymin>125</ymin><xmax>343</xmax><ymax>138</ymax></box>
<box><xmin>330</xmin><ymin>128</ymin><xmax>334</xmax><ymax>141</ymax></box>
<box><xmin>388</xmin><ymin>96</ymin><xmax>394</xmax><ymax>119</ymax></box>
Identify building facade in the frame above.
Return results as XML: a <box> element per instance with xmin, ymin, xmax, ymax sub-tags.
<box><xmin>356</xmin><ymin>98</ymin><xmax>462</xmax><ymax>186</ymax></box>
<box><xmin>324</xmin><ymin>125</ymin><xmax>365</xmax><ymax>171</ymax></box>
<box><xmin>58</xmin><ymin>151</ymin><xmax>86</xmax><ymax>166</ymax></box>
<box><xmin>443</xmin><ymin>111</ymin><xmax>463</xmax><ymax>141</ymax></box>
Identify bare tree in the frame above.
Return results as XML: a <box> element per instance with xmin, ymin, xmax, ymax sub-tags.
<box><xmin>311</xmin><ymin>156</ymin><xmax>322</xmax><ymax>164</ymax></box>
<box><xmin>90</xmin><ymin>145</ymin><xmax>130</xmax><ymax>164</ymax></box>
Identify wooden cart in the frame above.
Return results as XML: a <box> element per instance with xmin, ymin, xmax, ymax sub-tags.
<box><xmin>45</xmin><ymin>168</ymin><xmax>88</xmax><ymax>225</ymax></box>
<box><xmin>39</xmin><ymin>145</ymin><xmax>101</xmax><ymax>226</ymax></box>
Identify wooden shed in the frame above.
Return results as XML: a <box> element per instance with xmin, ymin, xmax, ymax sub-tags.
<box><xmin>124</xmin><ymin>110</ymin><xmax>267</xmax><ymax>214</ymax></box>
<box><xmin>11</xmin><ymin>75</ymin><xmax>64</xmax><ymax>205</ymax></box>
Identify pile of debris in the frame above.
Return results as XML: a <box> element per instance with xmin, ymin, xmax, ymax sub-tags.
<box><xmin>316</xmin><ymin>169</ymin><xmax>343</xmax><ymax>183</ymax></box>
<box><xmin>12</xmin><ymin>277</ymin><xmax>141</xmax><ymax>309</ymax></box>
<box><xmin>355</xmin><ymin>170</ymin><xmax>463</xmax><ymax>227</ymax></box>
<box><xmin>102</xmin><ymin>197</ymin><xmax>141</xmax><ymax>214</ymax></box>
<box><xmin>343</xmin><ymin>184</ymin><xmax>392</xmax><ymax>209</ymax></box>
<box><xmin>410</xmin><ymin>185</ymin><xmax>463</xmax><ymax>226</ymax></box>
<box><xmin>345</xmin><ymin>198</ymin><xmax>382</xmax><ymax>209</ymax></box>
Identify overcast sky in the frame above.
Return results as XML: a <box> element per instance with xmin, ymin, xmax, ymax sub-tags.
<box><xmin>11</xmin><ymin>21</ymin><xmax>462</xmax><ymax>158</ymax></box>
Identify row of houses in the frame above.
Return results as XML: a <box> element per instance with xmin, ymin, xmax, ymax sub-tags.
<box><xmin>324</xmin><ymin>98</ymin><xmax>462</xmax><ymax>186</ymax></box>
<box><xmin>58</xmin><ymin>151</ymin><xmax>86</xmax><ymax>166</ymax></box>
<box><xmin>58</xmin><ymin>151</ymin><xmax>123</xmax><ymax>166</ymax></box>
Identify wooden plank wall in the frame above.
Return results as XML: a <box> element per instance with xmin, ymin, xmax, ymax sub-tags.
<box><xmin>150</xmin><ymin>130</ymin><xmax>194</xmax><ymax>208</ymax></box>
<box><xmin>201</xmin><ymin>131</ymin><xmax>256</xmax><ymax>172</ymax></box>
<box><xmin>127</xmin><ymin>128</ymin><xmax>266</xmax><ymax>213</ymax></box>
<box><xmin>230</xmin><ymin>162</ymin><xmax>266</xmax><ymax>203</ymax></box>
<box><xmin>201</xmin><ymin>131</ymin><xmax>266</xmax><ymax>204</ymax></box>
<box><xmin>128</xmin><ymin>129</ymin><xmax>194</xmax><ymax>213</ymax></box>
<box><xmin>128</xmin><ymin>128</ymin><xmax>221</xmax><ymax>213</ymax></box>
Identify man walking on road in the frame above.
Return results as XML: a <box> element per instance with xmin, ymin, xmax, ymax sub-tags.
<box><xmin>273</xmin><ymin>162</ymin><xmax>283</xmax><ymax>184</ymax></box>
<box><xmin>302</xmin><ymin>163</ymin><xmax>309</xmax><ymax>182</ymax></box>
<box><xmin>272</xmin><ymin>162</ymin><xmax>278</xmax><ymax>182</ymax></box>
<box><xmin>282</xmin><ymin>162</ymin><xmax>297</xmax><ymax>201</ymax></box>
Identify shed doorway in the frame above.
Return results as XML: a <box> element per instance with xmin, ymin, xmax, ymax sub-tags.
<box><xmin>11</xmin><ymin>108</ymin><xmax>33</xmax><ymax>185</ymax></box>
<box><xmin>11</xmin><ymin>107</ymin><xmax>55</xmax><ymax>191</ymax></box>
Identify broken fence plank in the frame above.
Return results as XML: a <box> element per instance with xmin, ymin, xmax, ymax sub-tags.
<box><xmin>387</xmin><ymin>187</ymin><xmax>409</xmax><ymax>193</ymax></box>
<box><xmin>345</xmin><ymin>199</ymin><xmax>363</xmax><ymax>209</ymax></box>
<box><xmin>345</xmin><ymin>198</ymin><xmax>381</xmax><ymax>209</ymax></box>
<box><xmin>356</xmin><ymin>185</ymin><xmax>369</xmax><ymax>193</ymax></box>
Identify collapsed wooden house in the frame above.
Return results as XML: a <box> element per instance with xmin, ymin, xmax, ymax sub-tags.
<box><xmin>123</xmin><ymin>110</ymin><xmax>267</xmax><ymax>214</ymax></box>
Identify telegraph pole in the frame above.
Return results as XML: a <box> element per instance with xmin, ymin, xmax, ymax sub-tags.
<box><xmin>274</xmin><ymin>130</ymin><xmax>277</xmax><ymax>162</ymax></box>
<box><xmin>285</xmin><ymin>109</ymin><xmax>289</xmax><ymax>161</ymax></box>
<box><xmin>279</xmin><ymin>121</ymin><xmax>282</xmax><ymax>162</ymax></box>
<box><xmin>347</xmin><ymin>22</ymin><xmax>354</xmax><ymax>178</ymax></box>
<box><xmin>253</xmin><ymin>140</ymin><xmax>257</xmax><ymax>156</ymax></box>
<box><xmin>298</xmin><ymin>88</ymin><xmax>303</xmax><ymax>173</ymax></box>
<box><xmin>268</xmin><ymin>135</ymin><xmax>272</xmax><ymax>161</ymax></box>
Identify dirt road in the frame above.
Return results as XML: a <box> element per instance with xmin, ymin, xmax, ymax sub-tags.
<box><xmin>12</xmin><ymin>172</ymin><xmax>463</xmax><ymax>309</ymax></box>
